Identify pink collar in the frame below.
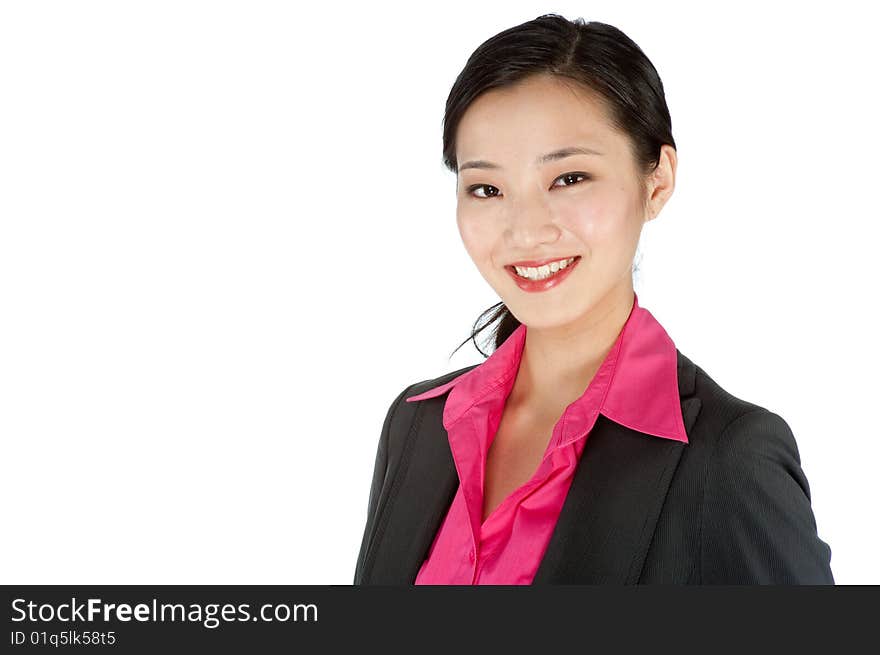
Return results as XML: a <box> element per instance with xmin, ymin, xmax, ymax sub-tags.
<box><xmin>405</xmin><ymin>292</ymin><xmax>688</xmax><ymax>444</ymax></box>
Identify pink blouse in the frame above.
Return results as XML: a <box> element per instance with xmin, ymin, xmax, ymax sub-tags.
<box><xmin>404</xmin><ymin>291</ymin><xmax>688</xmax><ymax>585</ymax></box>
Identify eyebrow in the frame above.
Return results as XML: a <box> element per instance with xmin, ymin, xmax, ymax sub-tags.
<box><xmin>458</xmin><ymin>145</ymin><xmax>604</xmax><ymax>172</ymax></box>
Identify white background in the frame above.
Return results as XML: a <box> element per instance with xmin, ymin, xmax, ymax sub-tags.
<box><xmin>1</xmin><ymin>1</ymin><xmax>876</xmax><ymax>584</ymax></box>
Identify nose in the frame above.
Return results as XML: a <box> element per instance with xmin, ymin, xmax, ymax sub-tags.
<box><xmin>505</xmin><ymin>195</ymin><xmax>560</xmax><ymax>250</ymax></box>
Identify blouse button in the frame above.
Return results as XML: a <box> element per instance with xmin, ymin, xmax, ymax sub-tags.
<box><xmin>468</xmin><ymin>549</ymin><xmax>475</xmax><ymax>562</ymax></box>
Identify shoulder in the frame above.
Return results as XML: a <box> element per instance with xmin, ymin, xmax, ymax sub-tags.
<box><xmin>406</xmin><ymin>363</ymin><xmax>481</xmax><ymax>397</ymax></box>
<box><xmin>378</xmin><ymin>363</ymin><xmax>481</xmax><ymax>448</ymax></box>
<box><xmin>706</xmin><ymin>407</ymin><xmax>808</xmax><ymax>504</ymax></box>
<box><xmin>676</xmin><ymin>348</ymin><xmax>803</xmax><ymax>457</ymax></box>
<box><xmin>679</xmin><ymin>356</ymin><xmax>834</xmax><ymax>583</ymax></box>
<box><xmin>384</xmin><ymin>363</ymin><xmax>478</xmax><ymax>412</ymax></box>
<box><xmin>676</xmin><ymin>349</ymin><xmax>809</xmax><ymax>497</ymax></box>
<box><xmin>677</xmin><ymin>348</ymin><xmax>770</xmax><ymax>422</ymax></box>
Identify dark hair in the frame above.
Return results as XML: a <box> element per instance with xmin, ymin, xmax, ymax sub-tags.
<box><xmin>444</xmin><ymin>14</ymin><xmax>676</xmax><ymax>360</ymax></box>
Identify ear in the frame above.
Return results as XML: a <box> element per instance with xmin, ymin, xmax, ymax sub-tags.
<box><xmin>645</xmin><ymin>144</ymin><xmax>677</xmax><ymax>221</ymax></box>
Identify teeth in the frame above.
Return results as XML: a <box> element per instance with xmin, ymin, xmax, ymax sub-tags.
<box><xmin>513</xmin><ymin>257</ymin><xmax>576</xmax><ymax>280</ymax></box>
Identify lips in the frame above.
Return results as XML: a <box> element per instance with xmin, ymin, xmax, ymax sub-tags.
<box><xmin>505</xmin><ymin>255</ymin><xmax>581</xmax><ymax>293</ymax></box>
<box><xmin>508</xmin><ymin>255</ymin><xmax>579</xmax><ymax>268</ymax></box>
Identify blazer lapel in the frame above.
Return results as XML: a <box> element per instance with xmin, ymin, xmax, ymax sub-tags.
<box><xmin>531</xmin><ymin>395</ymin><xmax>702</xmax><ymax>584</ymax></box>
<box><xmin>532</xmin><ymin>350</ymin><xmax>702</xmax><ymax>584</ymax></box>
<box><xmin>362</xmin><ymin>350</ymin><xmax>702</xmax><ymax>585</ymax></box>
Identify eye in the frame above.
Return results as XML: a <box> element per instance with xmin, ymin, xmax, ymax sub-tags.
<box><xmin>465</xmin><ymin>172</ymin><xmax>591</xmax><ymax>200</ymax></box>
<box><xmin>467</xmin><ymin>184</ymin><xmax>500</xmax><ymax>199</ymax></box>
<box><xmin>553</xmin><ymin>172</ymin><xmax>590</xmax><ymax>188</ymax></box>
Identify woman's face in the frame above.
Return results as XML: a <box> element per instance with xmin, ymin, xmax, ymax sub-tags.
<box><xmin>454</xmin><ymin>73</ymin><xmax>673</xmax><ymax>331</ymax></box>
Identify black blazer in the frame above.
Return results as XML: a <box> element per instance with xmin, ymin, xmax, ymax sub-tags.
<box><xmin>354</xmin><ymin>349</ymin><xmax>834</xmax><ymax>584</ymax></box>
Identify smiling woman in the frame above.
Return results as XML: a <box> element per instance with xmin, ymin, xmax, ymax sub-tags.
<box><xmin>354</xmin><ymin>13</ymin><xmax>834</xmax><ymax>585</ymax></box>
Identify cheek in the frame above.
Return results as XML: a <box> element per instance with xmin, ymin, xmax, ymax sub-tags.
<box><xmin>457</xmin><ymin>208</ymin><xmax>495</xmax><ymax>260</ymax></box>
<box><xmin>564</xmin><ymin>192</ymin><xmax>631</xmax><ymax>245</ymax></box>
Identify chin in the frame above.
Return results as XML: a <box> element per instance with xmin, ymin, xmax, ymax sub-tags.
<box><xmin>507</xmin><ymin>304</ymin><xmax>586</xmax><ymax>331</ymax></box>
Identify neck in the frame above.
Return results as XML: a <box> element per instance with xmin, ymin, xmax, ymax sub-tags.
<box><xmin>509</xmin><ymin>284</ymin><xmax>635</xmax><ymax>410</ymax></box>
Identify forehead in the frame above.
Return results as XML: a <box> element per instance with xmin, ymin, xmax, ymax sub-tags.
<box><xmin>455</xmin><ymin>75</ymin><xmax>617</xmax><ymax>162</ymax></box>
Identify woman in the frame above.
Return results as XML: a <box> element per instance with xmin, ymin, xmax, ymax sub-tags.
<box><xmin>353</xmin><ymin>14</ymin><xmax>833</xmax><ymax>585</ymax></box>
